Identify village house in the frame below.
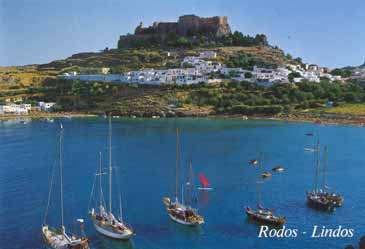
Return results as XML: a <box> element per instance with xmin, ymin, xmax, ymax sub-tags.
<box><xmin>59</xmin><ymin>50</ymin><xmax>342</xmax><ymax>86</ymax></box>
<box><xmin>39</xmin><ymin>102</ymin><xmax>56</xmax><ymax>112</ymax></box>
<box><xmin>0</xmin><ymin>103</ymin><xmax>31</xmax><ymax>115</ymax></box>
<box><xmin>198</xmin><ymin>51</ymin><xmax>217</xmax><ymax>59</ymax></box>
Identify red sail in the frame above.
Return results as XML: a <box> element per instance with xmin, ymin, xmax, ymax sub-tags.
<box><xmin>199</xmin><ymin>173</ymin><xmax>210</xmax><ymax>188</ymax></box>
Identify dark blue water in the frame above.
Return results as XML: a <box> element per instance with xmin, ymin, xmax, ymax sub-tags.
<box><xmin>0</xmin><ymin>117</ymin><xmax>364</xmax><ymax>249</ymax></box>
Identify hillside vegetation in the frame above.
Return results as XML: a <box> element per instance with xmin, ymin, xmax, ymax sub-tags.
<box><xmin>1</xmin><ymin>44</ymin><xmax>363</xmax><ymax>118</ymax></box>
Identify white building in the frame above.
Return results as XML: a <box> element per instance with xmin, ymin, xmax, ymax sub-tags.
<box><xmin>199</xmin><ymin>51</ymin><xmax>217</xmax><ymax>59</ymax></box>
<box><xmin>0</xmin><ymin>104</ymin><xmax>31</xmax><ymax>115</ymax></box>
<box><xmin>39</xmin><ymin>102</ymin><xmax>56</xmax><ymax>112</ymax></box>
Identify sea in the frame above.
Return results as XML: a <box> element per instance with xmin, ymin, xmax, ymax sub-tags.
<box><xmin>0</xmin><ymin>117</ymin><xmax>364</xmax><ymax>249</ymax></box>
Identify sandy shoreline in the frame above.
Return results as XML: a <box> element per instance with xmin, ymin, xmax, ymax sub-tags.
<box><xmin>0</xmin><ymin>112</ymin><xmax>96</xmax><ymax>120</ymax></box>
<box><xmin>1</xmin><ymin>112</ymin><xmax>365</xmax><ymax>127</ymax></box>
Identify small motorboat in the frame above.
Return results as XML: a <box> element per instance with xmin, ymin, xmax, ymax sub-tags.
<box><xmin>262</xmin><ymin>172</ymin><xmax>272</xmax><ymax>178</ymax></box>
<box><xmin>272</xmin><ymin>166</ymin><xmax>285</xmax><ymax>172</ymax></box>
<box><xmin>304</xmin><ymin>147</ymin><xmax>315</xmax><ymax>152</ymax></box>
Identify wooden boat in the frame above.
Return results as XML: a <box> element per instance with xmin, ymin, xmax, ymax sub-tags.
<box><xmin>306</xmin><ymin>142</ymin><xmax>341</xmax><ymax>211</ymax></box>
<box><xmin>42</xmin><ymin>124</ymin><xmax>89</xmax><ymax>249</ymax></box>
<box><xmin>246</xmin><ymin>153</ymin><xmax>286</xmax><ymax>226</ymax></box>
<box><xmin>317</xmin><ymin>145</ymin><xmax>344</xmax><ymax>207</ymax></box>
<box><xmin>262</xmin><ymin>172</ymin><xmax>272</xmax><ymax>178</ymax></box>
<box><xmin>306</xmin><ymin>191</ymin><xmax>335</xmax><ymax>211</ymax></box>
<box><xmin>319</xmin><ymin>192</ymin><xmax>344</xmax><ymax>207</ymax></box>
<box><xmin>163</xmin><ymin>128</ymin><xmax>204</xmax><ymax>226</ymax></box>
<box><xmin>89</xmin><ymin>117</ymin><xmax>135</xmax><ymax>240</ymax></box>
<box><xmin>245</xmin><ymin>206</ymin><xmax>286</xmax><ymax>227</ymax></box>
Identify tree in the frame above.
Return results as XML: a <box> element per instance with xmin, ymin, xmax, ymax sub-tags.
<box><xmin>288</xmin><ymin>72</ymin><xmax>301</xmax><ymax>82</ymax></box>
<box><xmin>244</xmin><ymin>72</ymin><xmax>253</xmax><ymax>78</ymax></box>
<box><xmin>294</xmin><ymin>57</ymin><xmax>303</xmax><ymax>64</ymax></box>
<box><xmin>176</xmin><ymin>37</ymin><xmax>191</xmax><ymax>48</ymax></box>
<box><xmin>330</xmin><ymin>68</ymin><xmax>352</xmax><ymax>78</ymax></box>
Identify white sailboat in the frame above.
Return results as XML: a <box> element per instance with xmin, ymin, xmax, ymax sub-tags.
<box><xmin>42</xmin><ymin>124</ymin><xmax>89</xmax><ymax>249</ymax></box>
<box><xmin>163</xmin><ymin>128</ymin><xmax>204</xmax><ymax>226</ymax></box>
<box><xmin>89</xmin><ymin>117</ymin><xmax>135</xmax><ymax>240</ymax></box>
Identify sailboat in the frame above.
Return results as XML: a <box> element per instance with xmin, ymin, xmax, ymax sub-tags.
<box><xmin>197</xmin><ymin>173</ymin><xmax>213</xmax><ymax>190</ymax></box>
<box><xmin>306</xmin><ymin>141</ymin><xmax>337</xmax><ymax>211</ymax></box>
<box><xmin>42</xmin><ymin>124</ymin><xmax>89</xmax><ymax>249</ymax></box>
<box><xmin>89</xmin><ymin>117</ymin><xmax>135</xmax><ymax>239</ymax></box>
<box><xmin>318</xmin><ymin>145</ymin><xmax>344</xmax><ymax>207</ymax></box>
<box><xmin>163</xmin><ymin>128</ymin><xmax>204</xmax><ymax>226</ymax></box>
<box><xmin>307</xmin><ymin>144</ymin><xmax>343</xmax><ymax>209</ymax></box>
<box><xmin>245</xmin><ymin>153</ymin><xmax>286</xmax><ymax>227</ymax></box>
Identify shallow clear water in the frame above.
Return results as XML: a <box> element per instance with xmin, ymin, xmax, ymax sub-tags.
<box><xmin>0</xmin><ymin>117</ymin><xmax>364</xmax><ymax>249</ymax></box>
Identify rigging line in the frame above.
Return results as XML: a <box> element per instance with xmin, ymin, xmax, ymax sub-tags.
<box><xmin>43</xmin><ymin>157</ymin><xmax>57</xmax><ymax>225</ymax></box>
<box><xmin>88</xmin><ymin>168</ymin><xmax>98</xmax><ymax>212</ymax></box>
<box><xmin>114</xmin><ymin>166</ymin><xmax>124</xmax><ymax>222</ymax></box>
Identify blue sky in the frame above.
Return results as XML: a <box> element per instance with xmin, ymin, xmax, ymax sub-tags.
<box><xmin>0</xmin><ymin>0</ymin><xmax>364</xmax><ymax>68</ymax></box>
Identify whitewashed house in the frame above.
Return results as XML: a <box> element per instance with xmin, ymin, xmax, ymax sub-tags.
<box><xmin>39</xmin><ymin>102</ymin><xmax>56</xmax><ymax>112</ymax></box>
<box><xmin>0</xmin><ymin>104</ymin><xmax>31</xmax><ymax>115</ymax></box>
<box><xmin>199</xmin><ymin>51</ymin><xmax>217</xmax><ymax>59</ymax></box>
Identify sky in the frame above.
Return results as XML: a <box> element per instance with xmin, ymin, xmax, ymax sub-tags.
<box><xmin>0</xmin><ymin>0</ymin><xmax>364</xmax><ymax>68</ymax></box>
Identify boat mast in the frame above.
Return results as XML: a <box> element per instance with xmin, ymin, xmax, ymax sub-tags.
<box><xmin>108</xmin><ymin>116</ymin><xmax>112</xmax><ymax>217</ymax></box>
<box><xmin>119</xmin><ymin>195</ymin><xmax>123</xmax><ymax>223</ymax></box>
<box><xmin>314</xmin><ymin>140</ymin><xmax>320</xmax><ymax>193</ymax></box>
<box><xmin>175</xmin><ymin>128</ymin><xmax>179</xmax><ymax>203</ymax></box>
<box><xmin>257</xmin><ymin>152</ymin><xmax>263</xmax><ymax>208</ymax></box>
<box><xmin>99</xmin><ymin>152</ymin><xmax>103</xmax><ymax>211</ymax></box>
<box><xmin>187</xmin><ymin>160</ymin><xmax>192</xmax><ymax>208</ymax></box>
<box><xmin>322</xmin><ymin>145</ymin><xmax>328</xmax><ymax>191</ymax></box>
<box><xmin>59</xmin><ymin>124</ymin><xmax>65</xmax><ymax>233</ymax></box>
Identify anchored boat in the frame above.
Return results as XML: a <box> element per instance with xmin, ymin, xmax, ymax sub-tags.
<box><xmin>306</xmin><ymin>141</ymin><xmax>342</xmax><ymax>211</ymax></box>
<box><xmin>89</xmin><ymin>117</ymin><xmax>135</xmax><ymax>240</ymax></box>
<box><xmin>163</xmin><ymin>128</ymin><xmax>204</xmax><ymax>226</ymax></box>
<box><xmin>319</xmin><ymin>145</ymin><xmax>344</xmax><ymax>207</ymax></box>
<box><xmin>246</xmin><ymin>153</ymin><xmax>286</xmax><ymax>227</ymax></box>
<box><xmin>272</xmin><ymin>166</ymin><xmax>285</xmax><ymax>172</ymax></box>
<box><xmin>42</xmin><ymin>124</ymin><xmax>89</xmax><ymax>249</ymax></box>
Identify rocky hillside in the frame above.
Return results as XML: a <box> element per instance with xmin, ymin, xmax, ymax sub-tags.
<box><xmin>36</xmin><ymin>45</ymin><xmax>289</xmax><ymax>73</ymax></box>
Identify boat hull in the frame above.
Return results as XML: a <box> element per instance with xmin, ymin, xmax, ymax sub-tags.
<box><xmin>93</xmin><ymin>222</ymin><xmax>134</xmax><ymax>240</ymax></box>
<box><xmin>307</xmin><ymin>198</ymin><xmax>335</xmax><ymax>211</ymax></box>
<box><xmin>306</xmin><ymin>194</ymin><xmax>335</xmax><ymax>211</ymax></box>
<box><xmin>167</xmin><ymin>212</ymin><xmax>200</xmax><ymax>226</ymax></box>
<box><xmin>163</xmin><ymin>197</ymin><xmax>204</xmax><ymax>226</ymax></box>
<box><xmin>245</xmin><ymin>209</ymin><xmax>286</xmax><ymax>227</ymax></box>
<box><xmin>42</xmin><ymin>225</ymin><xmax>89</xmax><ymax>249</ymax></box>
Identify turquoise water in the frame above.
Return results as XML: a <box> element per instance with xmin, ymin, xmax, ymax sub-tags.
<box><xmin>0</xmin><ymin>117</ymin><xmax>364</xmax><ymax>249</ymax></box>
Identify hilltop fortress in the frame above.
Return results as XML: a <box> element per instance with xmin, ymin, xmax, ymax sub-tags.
<box><xmin>118</xmin><ymin>15</ymin><xmax>232</xmax><ymax>48</ymax></box>
<box><xmin>135</xmin><ymin>15</ymin><xmax>231</xmax><ymax>37</ymax></box>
